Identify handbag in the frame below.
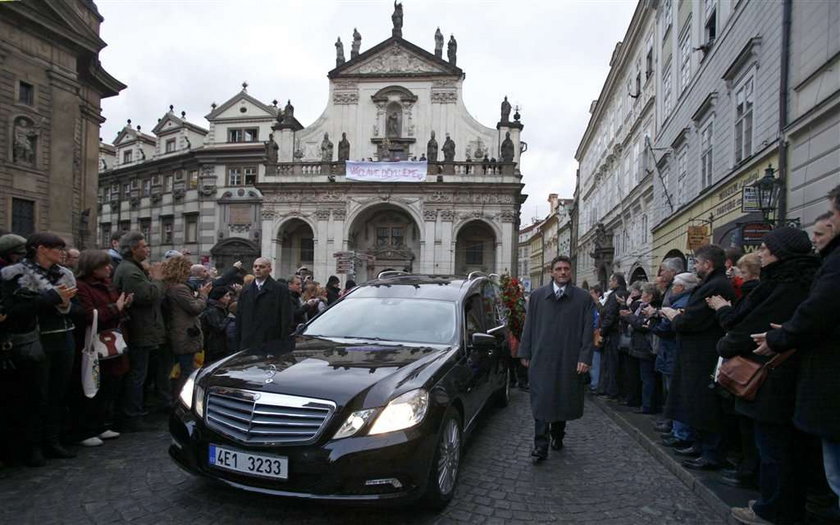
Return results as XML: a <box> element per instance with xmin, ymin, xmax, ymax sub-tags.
<box><xmin>90</xmin><ymin>309</ymin><xmax>128</xmax><ymax>361</ymax></box>
<box><xmin>81</xmin><ymin>318</ymin><xmax>100</xmax><ymax>398</ymax></box>
<box><xmin>717</xmin><ymin>349</ymin><xmax>796</xmax><ymax>401</ymax></box>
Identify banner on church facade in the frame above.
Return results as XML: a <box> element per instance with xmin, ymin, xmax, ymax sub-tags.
<box><xmin>345</xmin><ymin>161</ymin><xmax>428</xmax><ymax>182</ymax></box>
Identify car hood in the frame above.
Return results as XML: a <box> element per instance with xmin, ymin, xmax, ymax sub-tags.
<box><xmin>200</xmin><ymin>337</ymin><xmax>452</xmax><ymax>408</ymax></box>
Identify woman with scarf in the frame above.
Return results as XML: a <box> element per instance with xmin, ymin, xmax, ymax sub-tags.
<box><xmin>0</xmin><ymin>232</ymin><xmax>78</xmax><ymax>466</ymax></box>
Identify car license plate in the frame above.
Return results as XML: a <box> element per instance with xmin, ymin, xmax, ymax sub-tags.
<box><xmin>208</xmin><ymin>444</ymin><xmax>288</xmax><ymax>480</ymax></box>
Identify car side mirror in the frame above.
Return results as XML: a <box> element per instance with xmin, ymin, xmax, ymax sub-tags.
<box><xmin>471</xmin><ymin>332</ymin><xmax>496</xmax><ymax>349</ymax></box>
<box><xmin>294</xmin><ymin>323</ymin><xmax>306</xmax><ymax>335</ymax></box>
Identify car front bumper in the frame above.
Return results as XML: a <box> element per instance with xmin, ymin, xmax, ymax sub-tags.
<box><xmin>169</xmin><ymin>405</ymin><xmax>439</xmax><ymax>503</ymax></box>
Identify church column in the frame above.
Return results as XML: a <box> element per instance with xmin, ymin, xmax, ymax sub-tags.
<box><xmin>314</xmin><ymin>208</ymin><xmax>332</xmax><ymax>281</ymax></box>
<box><xmin>421</xmin><ymin>208</ymin><xmax>437</xmax><ymax>274</ymax></box>
<box><xmin>277</xmin><ymin>129</ymin><xmax>295</xmax><ymax>163</ymax></box>
<box><xmin>440</xmin><ymin>211</ymin><xmax>456</xmax><ymax>274</ymax></box>
<box><xmin>499</xmin><ymin>216</ymin><xmax>515</xmax><ymax>274</ymax></box>
<box><xmin>260</xmin><ymin>208</ymin><xmax>277</xmax><ymax>275</ymax></box>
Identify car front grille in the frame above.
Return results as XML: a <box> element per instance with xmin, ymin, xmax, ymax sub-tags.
<box><xmin>205</xmin><ymin>388</ymin><xmax>335</xmax><ymax>445</ymax></box>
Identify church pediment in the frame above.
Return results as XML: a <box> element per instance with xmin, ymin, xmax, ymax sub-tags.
<box><xmin>205</xmin><ymin>89</ymin><xmax>278</xmax><ymax>121</ymax></box>
<box><xmin>329</xmin><ymin>38</ymin><xmax>462</xmax><ymax>79</ymax></box>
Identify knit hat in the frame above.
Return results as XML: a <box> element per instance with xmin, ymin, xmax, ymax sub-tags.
<box><xmin>0</xmin><ymin>234</ymin><xmax>27</xmax><ymax>256</ymax></box>
<box><xmin>762</xmin><ymin>226</ymin><xmax>813</xmax><ymax>259</ymax></box>
<box><xmin>209</xmin><ymin>285</ymin><xmax>231</xmax><ymax>301</ymax></box>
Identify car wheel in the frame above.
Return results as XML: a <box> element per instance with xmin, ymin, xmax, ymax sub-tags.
<box><xmin>423</xmin><ymin>407</ymin><xmax>462</xmax><ymax>509</ymax></box>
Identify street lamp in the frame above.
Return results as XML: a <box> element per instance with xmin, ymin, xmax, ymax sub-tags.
<box><xmin>752</xmin><ymin>165</ymin><xmax>783</xmax><ymax>223</ymax></box>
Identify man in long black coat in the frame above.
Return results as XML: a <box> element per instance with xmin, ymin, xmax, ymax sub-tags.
<box><xmin>753</xmin><ymin>185</ymin><xmax>840</xmax><ymax>510</ymax></box>
<box><xmin>519</xmin><ymin>255</ymin><xmax>594</xmax><ymax>463</ymax></box>
<box><xmin>597</xmin><ymin>273</ymin><xmax>626</xmax><ymax>398</ymax></box>
<box><xmin>662</xmin><ymin>244</ymin><xmax>735</xmax><ymax>470</ymax></box>
<box><xmin>235</xmin><ymin>258</ymin><xmax>293</xmax><ymax>354</ymax></box>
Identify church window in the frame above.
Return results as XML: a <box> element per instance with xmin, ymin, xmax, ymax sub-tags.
<box><xmin>165</xmin><ymin>139</ymin><xmax>176</xmax><ymax>152</ymax></box>
<box><xmin>123</xmin><ymin>150</ymin><xmax>132</xmax><ymax>164</ymax></box>
<box><xmin>18</xmin><ymin>81</ymin><xmax>34</xmax><ymax>106</ymax></box>
<box><xmin>11</xmin><ymin>198</ymin><xmax>35</xmax><ymax>237</ymax></box>
<box><xmin>228</xmin><ymin>128</ymin><xmax>259</xmax><ymax>143</ymax></box>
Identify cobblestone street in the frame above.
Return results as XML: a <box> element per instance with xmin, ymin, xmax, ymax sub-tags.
<box><xmin>0</xmin><ymin>390</ymin><xmax>722</xmax><ymax>524</ymax></box>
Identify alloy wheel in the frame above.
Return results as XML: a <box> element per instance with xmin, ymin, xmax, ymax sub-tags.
<box><xmin>436</xmin><ymin>418</ymin><xmax>461</xmax><ymax>495</ymax></box>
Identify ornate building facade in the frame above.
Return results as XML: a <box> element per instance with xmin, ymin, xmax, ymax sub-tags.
<box><xmin>98</xmin><ymin>9</ymin><xmax>525</xmax><ymax>281</ymax></box>
<box><xmin>1</xmin><ymin>0</ymin><xmax>124</xmax><ymax>245</ymax></box>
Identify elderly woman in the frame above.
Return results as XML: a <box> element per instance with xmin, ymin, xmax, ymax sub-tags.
<box><xmin>716</xmin><ymin>228</ymin><xmax>820</xmax><ymax>525</ymax></box>
<box><xmin>652</xmin><ymin>272</ymin><xmax>699</xmax><ymax>449</ymax></box>
<box><xmin>621</xmin><ymin>283</ymin><xmax>662</xmax><ymax>414</ymax></box>
<box><xmin>72</xmin><ymin>250</ymin><xmax>132</xmax><ymax>447</ymax></box>
<box><xmin>161</xmin><ymin>256</ymin><xmax>210</xmax><ymax>395</ymax></box>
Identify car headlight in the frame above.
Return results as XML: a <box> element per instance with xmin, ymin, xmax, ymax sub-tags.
<box><xmin>332</xmin><ymin>409</ymin><xmax>376</xmax><ymax>440</ymax></box>
<box><xmin>368</xmin><ymin>389</ymin><xmax>429</xmax><ymax>435</ymax></box>
<box><xmin>178</xmin><ymin>369</ymin><xmax>200</xmax><ymax>410</ymax></box>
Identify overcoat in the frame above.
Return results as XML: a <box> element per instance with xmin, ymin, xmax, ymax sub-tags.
<box><xmin>716</xmin><ymin>255</ymin><xmax>819</xmax><ymax>424</ymax></box>
<box><xmin>665</xmin><ymin>267</ymin><xmax>735</xmax><ymax>432</ymax></box>
<box><xmin>163</xmin><ymin>283</ymin><xmax>205</xmax><ymax>356</ymax></box>
<box><xmin>766</xmin><ymin>234</ymin><xmax>840</xmax><ymax>440</ymax></box>
<box><xmin>113</xmin><ymin>257</ymin><xmax>165</xmax><ymax>347</ymax></box>
<box><xmin>518</xmin><ymin>283</ymin><xmax>594</xmax><ymax>422</ymax></box>
<box><xmin>235</xmin><ymin>276</ymin><xmax>293</xmax><ymax>354</ymax></box>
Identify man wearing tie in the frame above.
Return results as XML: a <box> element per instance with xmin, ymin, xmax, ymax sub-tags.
<box><xmin>518</xmin><ymin>255</ymin><xmax>595</xmax><ymax>463</ymax></box>
<box><xmin>235</xmin><ymin>257</ymin><xmax>293</xmax><ymax>354</ymax></box>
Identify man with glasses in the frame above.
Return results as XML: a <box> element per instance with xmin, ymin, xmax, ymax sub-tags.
<box><xmin>235</xmin><ymin>258</ymin><xmax>293</xmax><ymax>354</ymax></box>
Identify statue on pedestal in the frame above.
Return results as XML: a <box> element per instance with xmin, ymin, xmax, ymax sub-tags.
<box><xmin>392</xmin><ymin>1</ymin><xmax>403</xmax><ymax>38</ymax></box>
<box><xmin>265</xmin><ymin>133</ymin><xmax>279</xmax><ymax>165</ymax></box>
<box><xmin>442</xmin><ymin>133</ymin><xmax>456</xmax><ymax>162</ymax></box>
<box><xmin>447</xmin><ymin>35</ymin><xmax>457</xmax><ymax>66</ymax></box>
<box><xmin>427</xmin><ymin>131</ymin><xmax>439</xmax><ymax>162</ymax></box>
<box><xmin>434</xmin><ymin>28</ymin><xmax>444</xmax><ymax>58</ymax></box>
<box><xmin>501</xmin><ymin>96</ymin><xmax>511</xmax><ymax>123</ymax></box>
<box><xmin>335</xmin><ymin>37</ymin><xmax>345</xmax><ymax>67</ymax></box>
<box><xmin>321</xmin><ymin>133</ymin><xmax>334</xmax><ymax>162</ymax></box>
<box><xmin>351</xmin><ymin>28</ymin><xmax>361</xmax><ymax>58</ymax></box>
<box><xmin>338</xmin><ymin>132</ymin><xmax>350</xmax><ymax>162</ymax></box>
<box><xmin>500</xmin><ymin>131</ymin><xmax>515</xmax><ymax>163</ymax></box>
<box><xmin>386</xmin><ymin>110</ymin><xmax>400</xmax><ymax>137</ymax></box>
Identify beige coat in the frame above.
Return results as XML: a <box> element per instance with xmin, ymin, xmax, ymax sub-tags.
<box><xmin>164</xmin><ymin>283</ymin><xmax>205</xmax><ymax>355</ymax></box>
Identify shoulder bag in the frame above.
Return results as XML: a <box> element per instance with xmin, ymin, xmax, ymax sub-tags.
<box><xmin>717</xmin><ymin>349</ymin><xmax>796</xmax><ymax>401</ymax></box>
<box><xmin>90</xmin><ymin>308</ymin><xmax>128</xmax><ymax>361</ymax></box>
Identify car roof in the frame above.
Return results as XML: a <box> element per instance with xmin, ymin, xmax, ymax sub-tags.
<box><xmin>349</xmin><ymin>274</ymin><xmax>491</xmax><ymax>302</ymax></box>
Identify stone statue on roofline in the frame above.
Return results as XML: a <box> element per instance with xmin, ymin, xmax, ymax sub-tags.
<box><xmin>392</xmin><ymin>1</ymin><xmax>403</xmax><ymax>38</ymax></box>
<box><xmin>501</xmin><ymin>96</ymin><xmax>511</xmax><ymax>123</ymax></box>
<box><xmin>338</xmin><ymin>132</ymin><xmax>350</xmax><ymax>162</ymax></box>
<box><xmin>434</xmin><ymin>28</ymin><xmax>444</xmax><ymax>58</ymax></box>
<box><xmin>442</xmin><ymin>133</ymin><xmax>456</xmax><ymax>162</ymax></box>
<box><xmin>321</xmin><ymin>132</ymin><xmax>334</xmax><ymax>162</ymax></box>
<box><xmin>427</xmin><ymin>131</ymin><xmax>439</xmax><ymax>162</ymax></box>
<box><xmin>335</xmin><ymin>37</ymin><xmax>345</xmax><ymax>67</ymax></box>
<box><xmin>351</xmin><ymin>28</ymin><xmax>361</xmax><ymax>58</ymax></box>
<box><xmin>500</xmin><ymin>131</ymin><xmax>515</xmax><ymax>163</ymax></box>
<box><xmin>447</xmin><ymin>35</ymin><xmax>457</xmax><ymax>66</ymax></box>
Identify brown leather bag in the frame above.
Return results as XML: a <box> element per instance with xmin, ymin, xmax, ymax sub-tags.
<box><xmin>717</xmin><ymin>350</ymin><xmax>796</xmax><ymax>401</ymax></box>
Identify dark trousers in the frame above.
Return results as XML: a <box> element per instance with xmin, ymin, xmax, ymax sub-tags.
<box><xmin>71</xmin><ymin>372</ymin><xmax>124</xmax><ymax>440</ymax></box>
<box><xmin>638</xmin><ymin>357</ymin><xmax>657</xmax><ymax>412</ymax></box>
<box><xmin>753</xmin><ymin>421</ymin><xmax>808</xmax><ymax>523</ymax></box>
<box><xmin>696</xmin><ymin>430</ymin><xmax>725</xmax><ymax>464</ymax></box>
<box><xmin>122</xmin><ymin>344</ymin><xmax>154</xmax><ymax>419</ymax></box>
<box><xmin>598</xmin><ymin>339</ymin><xmax>619</xmax><ymax>397</ymax></box>
<box><xmin>621</xmin><ymin>353</ymin><xmax>641</xmax><ymax>406</ymax></box>
<box><xmin>506</xmin><ymin>355</ymin><xmax>527</xmax><ymax>386</ymax></box>
<box><xmin>737</xmin><ymin>415</ymin><xmax>759</xmax><ymax>476</ymax></box>
<box><xmin>39</xmin><ymin>331</ymin><xmax>75</xmax><ymax>445</ymax></box>
<box><xmin>148</xmin><ymin>344</ymin><xmax>174</xmax><ymax>409</ymax></box>
<box><xmin>534</xmin><ymin>419</ymin><xmax>566</xmax><ymax>450</ymax></box>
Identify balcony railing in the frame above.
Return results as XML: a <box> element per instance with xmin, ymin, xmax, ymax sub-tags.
<box><xmin>273</xmin><ymin>161</ymin><xmax>517</xmax><ymax>178</ymax></box>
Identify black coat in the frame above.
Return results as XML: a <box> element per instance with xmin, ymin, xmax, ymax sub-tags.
<box><xmin>766</xmin><ymin>234</ymin><xmax>840</xmax><ymax>440</ymax></box>
<box><xmin>716</xmin><ymin>256</ymin><xmax>819</xmax><ymax>424</ymax></box>
<box><xmin>518</xmin><ymin>284</ymin><xmax>595</xmax><ymax>422</ymax></box>
<box><xmin>201</xmin><ymin>300</ymin><xmax>233</xmax><ymax>362</ymax></box>
<box><xmin>665</xmin><ymin>267</ymin><xmax>735</xmax><ymax>432</ymax></box>
<box><xmin>235</xmin><ymin>277</ymin><xmax>293</xmax><ymax>354</ymax></box>
<box><xmin>714</xmin><ymin>278</ymin><xmax>760</xmax><ymax>330</ymax></box>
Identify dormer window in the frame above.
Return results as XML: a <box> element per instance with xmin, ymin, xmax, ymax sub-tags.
<box><xmin>123</xmin><ymin>150</ymin><xmax>132</xmax><ymax>164</ymax></box>
<box><xmin>228</xmin><ymin>128</ymin><xmax>259</xmax><ymax>143</ymax></box>
<box><xmin>165</xmin><ymin>139</ymin><xmax>176</xmax><ymax>153</ymax></box>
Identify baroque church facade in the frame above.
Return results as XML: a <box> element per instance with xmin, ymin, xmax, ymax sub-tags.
<box><xmin>99</xmin><ymin>8</ymin><xmax>526</xmax><ymax>282</ymax></box>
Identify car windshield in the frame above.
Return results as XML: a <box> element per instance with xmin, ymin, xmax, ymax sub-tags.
<box><xmin>303</xmin><ymin>297</ymin><xmax>457</xmax><ymax>345</ymax></box>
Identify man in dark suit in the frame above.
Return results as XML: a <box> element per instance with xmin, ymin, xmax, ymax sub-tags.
<box><xmin>235</xmin><ymin>257</ymin><xmax>293</xmax><ymax>354</ymax></box>
<box><xmin>518</xmin><ymin>255</ymin><xmax>595</xmax><ymax>463</ymax></box>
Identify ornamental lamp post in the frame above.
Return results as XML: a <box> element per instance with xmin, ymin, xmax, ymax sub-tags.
<box><xmin>752</xmin><ymin>165</ymin><xmax>783</xmax><ymax>224</ymax></box>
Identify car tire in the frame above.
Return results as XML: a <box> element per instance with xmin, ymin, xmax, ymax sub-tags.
<box><xmin>422</xmin><ymin>407</ymin><xmax>462</xmax><ymax>510</ymax></box>
<box><xmin>494</xmin><ymin>369</ymin><xmax>511</xmax><ymax>407</ymax></box>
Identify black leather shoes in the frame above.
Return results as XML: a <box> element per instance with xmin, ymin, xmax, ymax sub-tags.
<box><xmin>44</xmin><ymin>443</ymin><xmax>76</xmax><ymax>459</ymax></box>
<box><xmin>531</xmin><ymin>447</ymin><xmax>548</xmax><ymax>463</ymax></box>
<box><xmin>674</xmin><ymin>445</ymin><xmax>702</xmax><ymax>457</ymax></box>
<box><xmin>550</xmin><ymin>437</ymin><xmax>564</xmax><ymax>451</ymax></box>
<box><xmin>682</xmin><ymin>457</ymin><xmax>721</xmax><ymax>471</ymax></box>
<box><xmin>661</xmin><ymin>437</ymin><xmax>693</xmax><ymax>448</ymax></box>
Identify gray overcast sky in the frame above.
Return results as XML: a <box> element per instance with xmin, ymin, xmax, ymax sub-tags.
<box><xmin>97</xmin><ymin>0</ymin><xmax>637</xmax><ymax>222</ymax></box>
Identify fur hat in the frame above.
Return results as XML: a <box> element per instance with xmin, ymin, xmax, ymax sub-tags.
<box><xmin>762</xmin><ymin>226</ymin><xmax>812</xmax><ymax>259</ymax></box>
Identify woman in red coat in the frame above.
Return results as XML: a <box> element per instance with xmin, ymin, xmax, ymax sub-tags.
<box><xmin>72</xmin><ymin>250</ymin><xmax>132</xmax><ymax>447</ymax></box>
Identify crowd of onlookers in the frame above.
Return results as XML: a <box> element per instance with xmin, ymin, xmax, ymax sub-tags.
<box><xmin>588</xmin><ymin>184</ymin><xmax>840</xmax><ymax>524</ymax></box>
<box><xmin>0</xmin><ymin>228</ymin><xmax>352</xmax><ymax>469</ymax></box>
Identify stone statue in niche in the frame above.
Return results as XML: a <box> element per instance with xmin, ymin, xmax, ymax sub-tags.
<box><xmin>447</xmin><ymin>35</ymin><xmax>457</xmax><ymax>66</ymax></box>
<box><xmin>392</xmin><ymin>1</ymin><xmax>403</xmax><ymax>37</ymax></box>
<box><xmin>12</xmin><ymin>117</ymin><xmax>38</xmax><ymax>167</ymax></box>
<box><xmin>386</xmin><ymin>109</ymin><xmax>400</xmax><ymax>137</ymax></box>
<box><xmin>426</xmin><ymin>131</ymin><xmax>439</xmax><ymax>162</ymax></box>
<box><xmin>320</xmin><ymin>133</ymin><xmax>334</xmax><ymax>162</ymax></box>
<box><xmin>500</xmin><ymin>131</ymin><xmax>515</xmax><ymax>162</ymax></box>
<box><xmin>501</xmin><ymin>96</ymin><xmax>511</xmax><ymax>123</ymax></box>
<box><xmin>442</xmin><ymin>133</ymin><xmax>456</xmax><ymax>162</ymax></box>
<box><xmin>335</xmin><ymin>37</ymin><xmax>345</xmax><ymax>67</ymax></box>
<box><xmin>351</xmin><ymin>28</ymin><xmax>361</xmax><ymax>58</ymax></box>
<box><xmin>265</xmin><ymin>133</ymin><xmax>279</xmax><ymax>164</ymax></box>
<box><xmin>434</xmin><ymin>27</ymin><xmax>444</xmax><ymax>58</ymax></box>
<box><xmin>338</xmin><ymin>132</ymin><xmax>350</xmax><ymax>162</ymax></box>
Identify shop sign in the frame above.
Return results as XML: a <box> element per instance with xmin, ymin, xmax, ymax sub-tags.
<box><xmin>686</xmin><ymin>225</ymin><xmax>710</xmax><ymax>251</ymax></box>
<box><xmin>741</xmin><ymin>222</ymin><xmax>773</xmax><ymax>244</ymax></box>
<box><xmin>741</xmin><ymin>186</ymin><xmax>760</xmax><ymax>213</ymax></box>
